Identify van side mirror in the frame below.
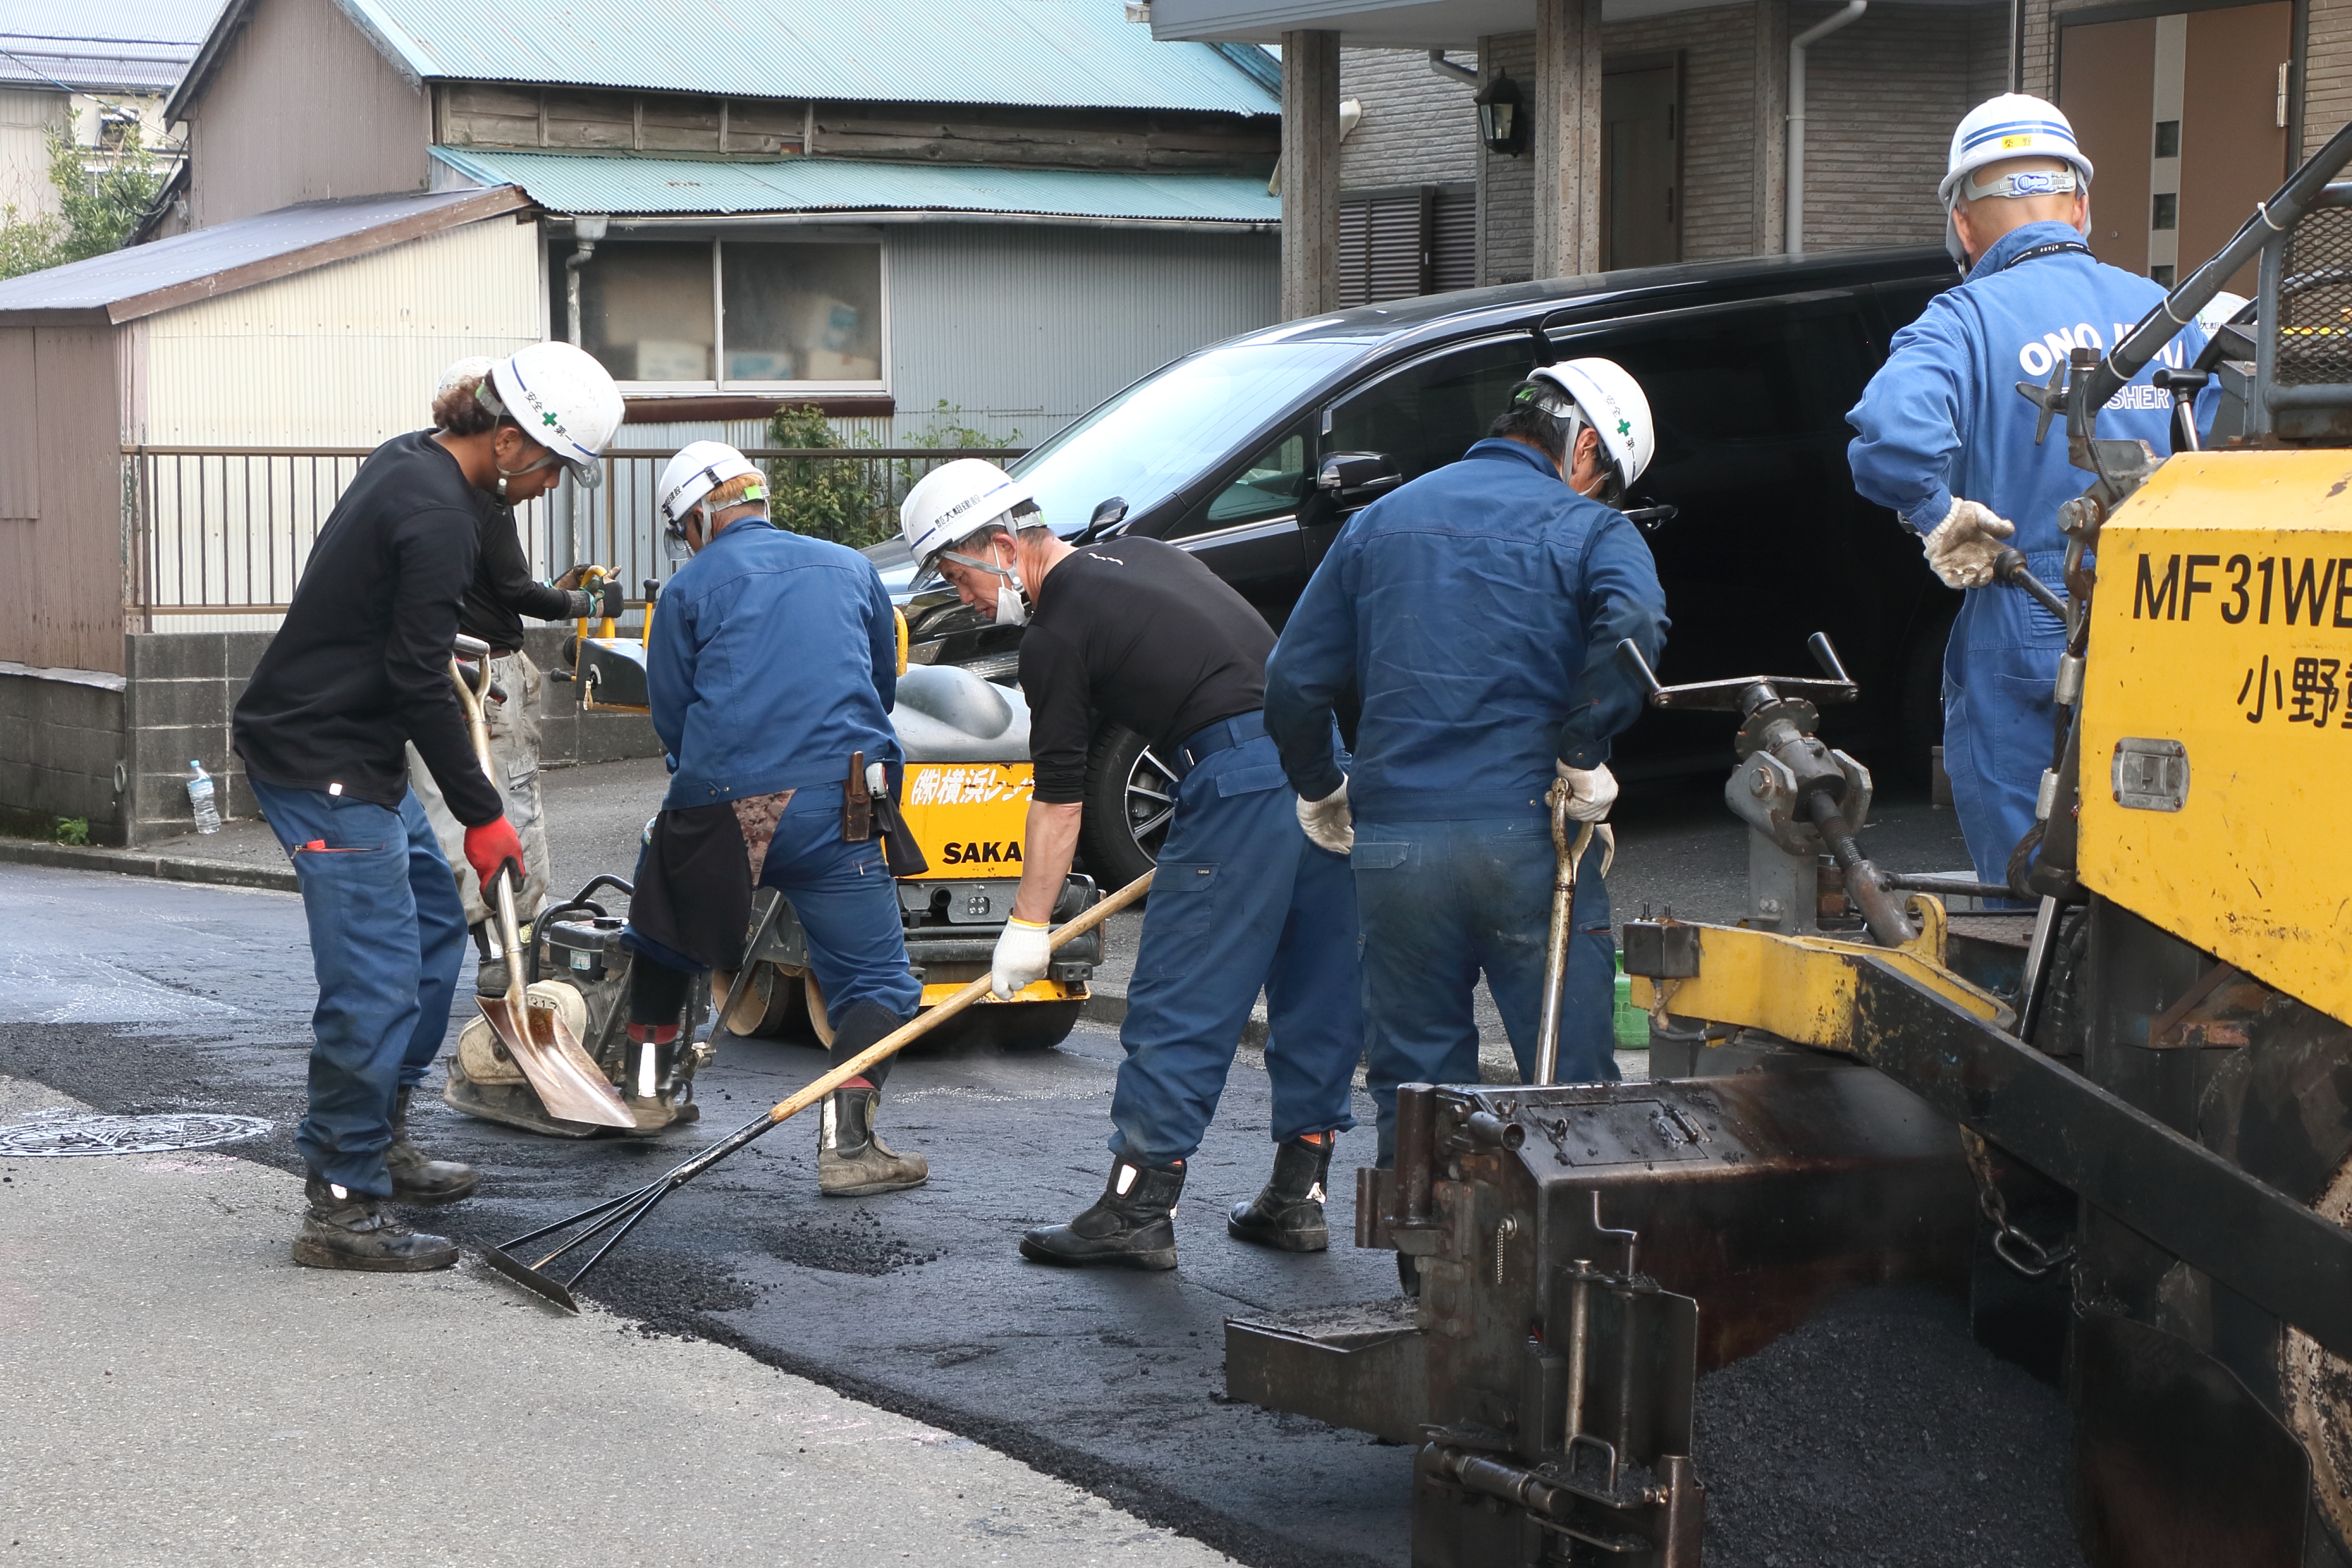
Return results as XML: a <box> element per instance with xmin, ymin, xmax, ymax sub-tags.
<box><xmin>1071</xmin><ymin>495</ymin><xmax>1129</xmax><ymax>546</ymax></box>
<box><xmin>1314</xmin><ymin>451</ymin><xmax>1402</xmax><ymax>515</ymax></box>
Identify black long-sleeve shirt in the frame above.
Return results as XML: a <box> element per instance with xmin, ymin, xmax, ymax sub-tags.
<box><xmin>1017</xmin><ymin>539</ymin><xmax>1272</xmax><ymax>805</ymax></box>
<box><xmin>233</xmin><ymin>431</ymin><xmax>504</xmax><ymax>826</ymax></box>
<box><xmin>459</xmin><ymin>500</ymin><xmax>575</xmax><ymax>652</ymax></box>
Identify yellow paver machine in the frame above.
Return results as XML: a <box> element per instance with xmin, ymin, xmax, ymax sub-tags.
<box><xmin>1229</xmin><ymin>124</ymin><xmax>2352</xmax><ymax>1568</ymax></box>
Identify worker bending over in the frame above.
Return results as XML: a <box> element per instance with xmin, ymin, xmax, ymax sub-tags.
<box><xmin>899</xmin><ymin>459</ymin><xmax>1362</xmax><ymax>1271</ymax></box>
<box><xmin>621</xmin><ymin>441</ymin><xmax>927</xmax><ymax>1198</ymax></box>
<box><xmin>1265</xmin><ymin>359</ymin><xmax>1667</xmax><ymax>1169</ymax></box>
<box><xmin>1848</xmin><ymin>94</ymin><xmax>2209</xmax><ymax>888</ymax></box>
<box><xmin>406</xmin><ymin>355</ymin><xmax>607</xmax><ymax>936</ymax></box>
<box><xmin>232</xmin><ymin>341</ymin><xmax>623</xmax><ymax>1270</ymax></box>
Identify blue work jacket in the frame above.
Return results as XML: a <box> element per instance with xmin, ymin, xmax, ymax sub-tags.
<box><xmin>1845</xmin><ymin>221</ymin><xmax>2212</xmax><ymax>881</ymax></box>
<box><xmin>646</xmin><ymin>516</ymin><xmax>900</xmax><ymax>811</ymax></box>
<box><xmin>1265</xmin><ymin>438</ymin><xmax>1669</xmax><ymax>822</ymax></box>
<box><xmin>1847</xmin><ymin>220</ymin><xmax>2209</xmax><ymax>553</ymax></box>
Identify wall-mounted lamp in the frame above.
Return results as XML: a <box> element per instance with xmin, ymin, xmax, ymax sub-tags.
<box><xmin>1476</xmin><ymin>70</ymin><xmax>1526</xmax><ymax>157</ymax></box>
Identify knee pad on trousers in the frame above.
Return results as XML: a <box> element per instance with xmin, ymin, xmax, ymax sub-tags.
<box><xmin>628</xmin><ymin>954</ymin><xmax>693</xmax><ymax>1028</ymax></box>
<box><xmin>828</xmin><ymin>998</ymin><xmax>910</xmax><ymax>1088</ymax></box>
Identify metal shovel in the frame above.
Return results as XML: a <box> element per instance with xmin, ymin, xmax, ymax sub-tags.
<box><xmin>480</xmin><ymin>868</ymin><xmax>1156</xmax><ymax>1312</ymax></box>
<box><xmin>449</xmin><ymin>648</ymin><xmax>634</xmax><ymax>1131</ymax></box>
<box><xmin>1532</xmin><ymin>779</ymin><xmax>1601</xmax><ymax>1087</ymax></box>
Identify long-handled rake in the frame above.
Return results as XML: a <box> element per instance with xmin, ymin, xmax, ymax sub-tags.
<box><xmin>479</xmin><ymin>869</ymin><xmax>1154</xmax><ymax>1312</ymax></box>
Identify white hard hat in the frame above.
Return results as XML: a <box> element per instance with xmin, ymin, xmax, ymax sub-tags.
<box><xmin>1939</xmin><ymin>95</ymin><xmax>2093</xmax><ymax>209</ymax></box>
<box><xmin>484</xmin><ymin>341</ymin><xmax>625</xmax><ymax>490</ymax></box>
<box><xmin>900</xmin><ymin>458</ymin><xmax>1037</xmax><ymax>571</ymax></box>
<box><xmin>1528</xmin><ymin>357</ymin><xmax>1653</xmax><ymax>491</ymax></box>
<box><xmin>436</xmin><ymin>355</ymin><xmax>496</xmax><ymax>398</ymax></box>
<box><xmin>658</xmin><ymin>440</ymin><xmax>761</xmax><ymax>526</ymax></box>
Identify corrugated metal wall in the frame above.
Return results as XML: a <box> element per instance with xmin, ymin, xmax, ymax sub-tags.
<box><xmin>142</xmin><ymin>217</ymin><xmax>545</xmax><ymax>445</ymax></box>
<box><xmin>136</xmin><ymin>217</ymin><xmax>544</xmax><ymax>635</ymax></box>
<box><xmin>881</xmin><ymin>223</ymin><xmax>1279</xmax><ymax>446</ymax></box>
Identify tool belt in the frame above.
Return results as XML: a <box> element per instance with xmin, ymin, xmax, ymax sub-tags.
<box><xmin>842</xmin><ymin>750</ymin><xmax>930</xmax><ymax>879</ymax></box>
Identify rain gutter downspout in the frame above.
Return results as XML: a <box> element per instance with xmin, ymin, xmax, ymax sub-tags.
<box><xmin>1428</xmin><ymin>50</ymin><xmax>1479</xmax><ymax>85</ymax></box>
<box><xmin>1786</xmin><ymin>0</ymin><xmax>1866</xmax><ymax>254</ymax></box>
<box><xmin>564</xmin><ymin>214</ymin><xmax>607</xmax><ymax>347</ymax></box>
<box><xmin>559</xmin><ymin>214</ymin><xmax>606</xmax><ymax>570</ymax></box>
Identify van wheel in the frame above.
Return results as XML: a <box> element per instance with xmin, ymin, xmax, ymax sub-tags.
<box><xmin>1079</xmin><ymin>724</ymin><xmax>1175</xmax><ymax>889</ymax></box>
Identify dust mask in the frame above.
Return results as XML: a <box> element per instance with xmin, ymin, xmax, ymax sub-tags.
<box><xmin>940</xmin><ymin>542</ymin><xmax>1030</xmax><ymax>627</ymax></box>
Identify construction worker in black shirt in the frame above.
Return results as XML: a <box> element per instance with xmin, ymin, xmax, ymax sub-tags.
<box><xmin>232</xmin><ymin>341</ymin><xmax>624</xmax><ymax>1272</ymax></box>
<box><xmin>896</xmin><ymin>460</ymin><xmax>1362</xmax><ymax>1271</ymax></box>
<box><xmin>407</xmin><ymin>356</ymin><xmax>606</xmax><ymax>931</ymax></box>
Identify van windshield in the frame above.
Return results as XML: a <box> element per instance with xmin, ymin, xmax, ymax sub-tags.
<box><xmin>1008</xmin><ymin>338</ymin><xmax>1369</xmax><ymax>534</ymax></box>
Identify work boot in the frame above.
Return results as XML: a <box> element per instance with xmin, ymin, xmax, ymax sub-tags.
<box><xmin>1020</xmin><ymin>1158</ymin><xmax>1186</xmax><ymax>1271</ymax></box>
<box><xmin>386</xmin><ymin>1085</ymin><xmax>479</xmax><ymax>1205</ymax></box>
<box><xmin>292</xmin><ymin>1175</ymin><xmax>459</xmax><ymax>1272</ymax></box>
<box><xmin>1228</xmin><ymin>1131</ymin><xmax>1335</xmax><ymax>1252</ymax></box>
<box><xmin>818</xmin><ymin>1083</ymin><xmax>930</xmax><ymax>1196</ymax></box>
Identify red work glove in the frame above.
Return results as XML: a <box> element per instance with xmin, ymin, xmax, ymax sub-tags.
<box><xmin>462</xmin><ymin>817</ymin><xmax>526</xmax><ymax>899</ymax></box>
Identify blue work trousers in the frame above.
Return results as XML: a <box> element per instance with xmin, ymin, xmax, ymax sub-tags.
<box><xmin>626</xmin><ymin>794</ymin><xmax>922</xmax><ymax>1029</ymax></box>
<box><xmin>251</xmin><ymin>778</ymin><xmax>469</xmax><ymax>1196</ymax></box>
<box><xmin>1109</xmin><ymin>731</ymin><xmax>1363</xmax><ymax>1166</ymax></box>
<box><xmin>1942</xmin><ymin>562</ymin><xmax>2068</xmax><ymax>892</ymax></box>
<box><xmin>1354</xmin><ymin>816</ymin><xmax>1617</xmax><ymax>1165</ymax></box>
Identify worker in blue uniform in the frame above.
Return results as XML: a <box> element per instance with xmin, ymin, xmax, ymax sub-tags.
<box><xmin>1848</xmin><ymin>93</ymin><xmax>2210</xmax><ymax>889</ymax></box>
<box><xmin>897</xmin><ymin>458</ymin><xmax>1362</xmax><ymax>1272</ymax></box>
<box><xmin>1264</xmin><ymin>358</ymin><xmax>1669</xmax><ymax>1168</ymax></box>
<box><xmin>622</xmin><ymin>441</ymin><xmax>928</xmax><ymax>1199</ymax></box>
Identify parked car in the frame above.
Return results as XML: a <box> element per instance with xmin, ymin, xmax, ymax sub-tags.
<box><xmin>869</xmin><ymin>246</ymin><xmax>1961</xmax><ymax>887</ymax></box>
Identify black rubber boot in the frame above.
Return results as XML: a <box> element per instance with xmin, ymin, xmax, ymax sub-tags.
<box><xmin>1228</xmin><ymin>1131</ymin><xmax>1335</xmax><ymax>1252</ymax></box>
<box><xmin>292</xmin><ymin>1175</ymin><xmax>459</xmax><ymax>1272</ymax></box>
<box><xmin>1020</xmin><ymin>1158</ymin><xmax>1186</xmax><ymax>1271</ymax></box>
<box><xmin>818</xmin><ymin>1084</ymin><xmax>930</xmax><ymax>1196</ymax></box>
<box><xmin>386</xmin><ymin>1086</ymin><xmax>479</xmax><ymax>1205</ymax></box>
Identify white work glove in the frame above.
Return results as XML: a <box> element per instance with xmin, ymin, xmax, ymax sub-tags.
<box><xmin>1296</xmin><ymin>778</ymin><xmax>1354</xmax><ymax>854</ymax></box>
<box><xmin>1919</xmin><ymin>499</ymin><xmax>2015</xmax><ymax>590</ymax></box>
<box><xmin>1554</xmin><ymin>761</ymin><xmax>1617</xmax><ymax>822</ymax></box>
<box><xmin>990</xmin><ymin>917</ymin><xmax>1051</xmax><ymax>1000</ymax></box>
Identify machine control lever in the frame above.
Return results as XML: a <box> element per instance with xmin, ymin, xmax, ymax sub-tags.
<box><xmin>1614</xmin><ymin>637</ymin><xmax>1859</xmax><ymax>712</ymax></box>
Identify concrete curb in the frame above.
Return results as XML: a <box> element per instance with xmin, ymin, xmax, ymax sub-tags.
<box><xmin>0</xmin><ymin>836</ymin><xmax>297</xmax><ymax>893</ymax></box>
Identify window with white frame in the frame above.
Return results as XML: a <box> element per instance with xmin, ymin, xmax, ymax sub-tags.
<box><xmin>552</xmin><ymin>234</ymin><xmax>886</xmax><ymax>390</ymax></box>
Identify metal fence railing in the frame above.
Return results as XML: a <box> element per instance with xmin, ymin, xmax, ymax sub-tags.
<box><xmin>123</xmin><ymin>444</ymin><xmax>1024</xmax><ymax>627</ymax></box>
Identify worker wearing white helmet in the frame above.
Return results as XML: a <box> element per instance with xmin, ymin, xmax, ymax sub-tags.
<box><xmin>1848</xmin><ymin>93</ymin><xmax>2214</xmax><ymax>893</ymax></box>
<box><xmin>1264</xmin><ymin>355</ymin><xmax>1669</xmax><ymax>1218</ymax></box>
<box><xmin>900</xmin><ymin>456</ymin><xmax>1365</xmax><ymax>1272</ymax></box>
<box><xmin>405</xmin><ymin>355</ymin><xmax>613</xmax><ymax>940</ymax></box>
<box><xmin>232</xmin><ymin>339</ymin><xmax>624</xmax><ymax>1272</ymax></box>
<box><xmin>622</xmin><ymin>440</ymin><xmax>928</xmax><ymax>1201</ymax></box>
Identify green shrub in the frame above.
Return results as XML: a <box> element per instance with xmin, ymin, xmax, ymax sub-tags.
<box><xmin>761</xmin><ymin>401</ymin><xmax>1020</xmax><ymax>552</ymax></box>
<box><xmin>54</xmin><ymin>817</ymin><xmax>89</xmax><ymax>846</ymax></box>
<box><xmin>0</xmin><ymin>126</ymin><xmax>162</xmax><ymax>281</ymax></box>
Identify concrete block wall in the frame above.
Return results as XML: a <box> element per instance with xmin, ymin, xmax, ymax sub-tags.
<box><xmin>1793</xmin><ymin>2</ymin><xmax>1992</xmax><ymax>253</ymax></box>
<box><xmin>1339</xmin><ymin>48</ymin><xmax>1483</xmax><ymax>192</ymax></box>
<box><xmin>1479</xmin><ymin>33</ymin><xmax>1540</xmax><ymax>284</ymax></box>
<box><xmin>109</xmin><ymin>629</ymin><xmax>664</xmax><ymax>846</ymax></box>
<box><xmin>123</xmin><ymin>631</ymin><xmax>271</xmax><ymax>845</ymax></box>
<box><xmin>0</xmin><ymin>667</ymin><xmax>127</xmax><ymax>844</ymax></box>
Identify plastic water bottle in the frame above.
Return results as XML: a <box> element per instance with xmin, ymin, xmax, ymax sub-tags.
<box><xmin>187</xmin><ymin>761</ymin><xmax>221</xmax><ymax>834</ymax></box>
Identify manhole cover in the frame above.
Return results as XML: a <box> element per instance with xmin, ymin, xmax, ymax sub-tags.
<box><xmin>0</xmin><ymin>1109</ymin><xmax>272</xmax><ymax>1158</ymax></box>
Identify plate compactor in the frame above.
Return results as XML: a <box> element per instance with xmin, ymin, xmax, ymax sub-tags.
<box><xmin>446</xmin><ymin>660</ymin><xmax>1096</xmax><ymax>1137</ymax></box>
<box><xmin>1228</xmin><ymin>129</ymin><xmax>2352</xmax><ymax>1568</ymax></box>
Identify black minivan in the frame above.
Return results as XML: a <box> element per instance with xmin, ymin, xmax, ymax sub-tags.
<box><xmin>875</xmin><ymin>245</ymin><xmax>1961</xmax><ymax>886</ymax></box>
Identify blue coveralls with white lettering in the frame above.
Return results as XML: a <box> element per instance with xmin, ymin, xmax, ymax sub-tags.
<box><xmin>1848</xmin><ymin>220</ymin><xmax>2212</xmax><ymax>884</ymax></box>
<box><xmin>1265</xmin><ymin>438</ymin><xmax>1669</xmax><ymax>1163</ymax></box>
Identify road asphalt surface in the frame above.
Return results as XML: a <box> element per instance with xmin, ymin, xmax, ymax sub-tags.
<box><xmin>1</xmin><ymin>775</ymin><xmax>2077</xmax><ymax>1567</ymax></box>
